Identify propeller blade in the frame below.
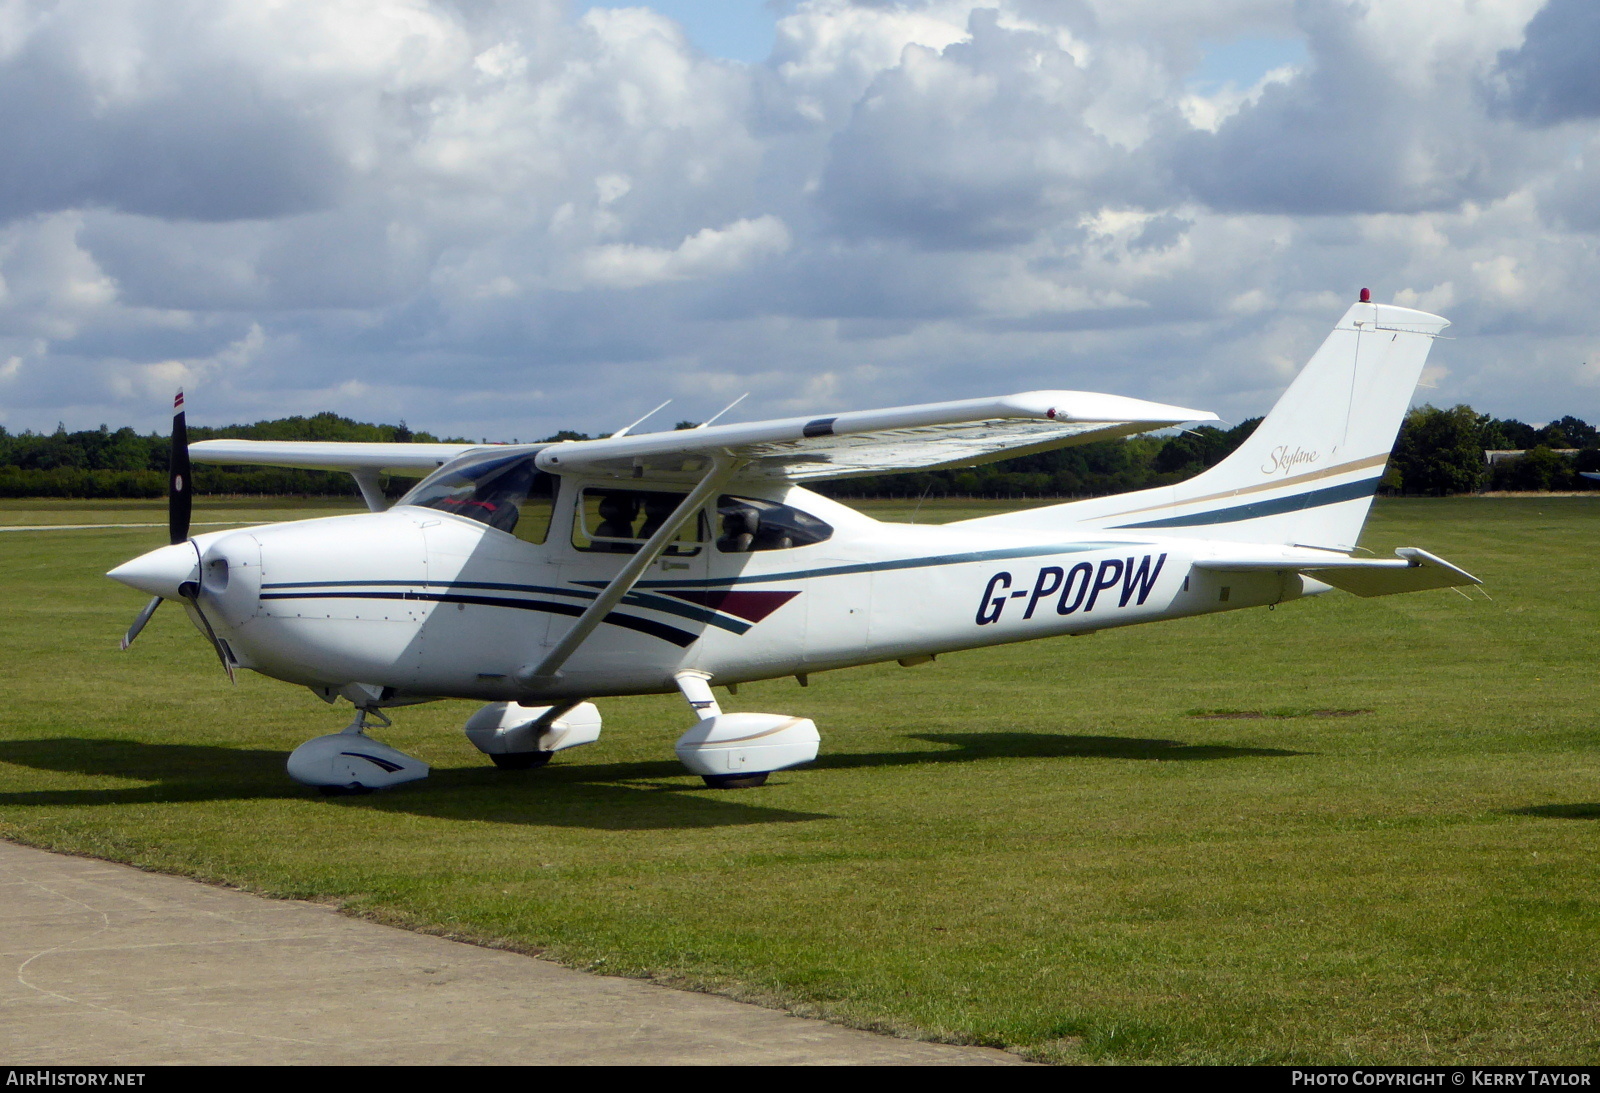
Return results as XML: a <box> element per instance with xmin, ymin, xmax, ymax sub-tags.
<box><xmin>169</xmin><ymin>389</ymin><xmax>191</xmax><ymax>545</ymax></box>
<box><xmin>180</xmin><ymin>582</ymin><xmax>236</xmax><ymax>685</ymax></box>
<box><xmin>120</xmin><ymin>596</ymin><xmax>163</xmax><ymax>651</ymax></box>
<box><xmin>119</xmin><ymin>392</ymin><xmax>204</xmax><ymax>659</ymax></box>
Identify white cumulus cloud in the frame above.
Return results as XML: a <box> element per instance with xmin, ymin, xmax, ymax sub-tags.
<box><xmin>576</xmin><ymin>215</ymin><xmax>791</xmax><ymax>288</ymax></box>
<box><xmin>0</xmin><ymin>0</ymin><xmax>1595</xmax><ymax>440</ymax></box>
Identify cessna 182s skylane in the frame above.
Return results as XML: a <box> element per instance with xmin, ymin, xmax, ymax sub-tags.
<box><xmin>109</xmin><ymin>293</ymin><xmax>1479</xmax><ymax>792</ymax></box>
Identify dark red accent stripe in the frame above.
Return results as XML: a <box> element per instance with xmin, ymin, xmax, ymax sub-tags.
<box><xmin>260</xmin><ymin>590</ymin><xmax>699</xmax><ymax>647</ymax></box>
<box><xmin>660</xmin><ymin>589</ymin><xmax>799</xmax><ymax>623</ymax></box>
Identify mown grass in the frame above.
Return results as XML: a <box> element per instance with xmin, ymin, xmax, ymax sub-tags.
<box><xmin>0</xmin><ymin>496</ymin><xmax>1597</xmax><ymax>1064</ymax></box>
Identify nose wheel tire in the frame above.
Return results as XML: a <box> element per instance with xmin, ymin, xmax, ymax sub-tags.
<box><xmin>490</xmin><ymin>751</ymin><xmax>554</xmax><ymax>770</ymax></box>
<box><xmin>318</xmin><ymin>783</ymin><xmax>374</xmax><ymax>797</ymax></box>
<box><xmin>701</xmin><ymin>772</ymin><xmax>769</xmax><ymax>789</ymax></box>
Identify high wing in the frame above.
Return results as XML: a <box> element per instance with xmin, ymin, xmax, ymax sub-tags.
<box><xmin>189</xmin><ymin>439</ymin><xmax>493</xmax><ymax>510</ymax></box>
<box><xmin>1195</xmin><ymin>546</ymin><xmax>1480</xmax><ymax>598</ymax></box>
<box><xmin>188</xmin><ymin>440</ymin><xmax>488</xmax><ymax>477</ymax></box>
<box><xmin>188</xmin><ymin>391</ymin><xmax>1215</xmax><ymax>486</ymax></box>
<box><xmin>534</xmin><ymin>391</ymin><xmax>1217</xmax><ymax>483</ymax></box>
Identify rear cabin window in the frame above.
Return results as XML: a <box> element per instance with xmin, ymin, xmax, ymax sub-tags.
<box><xmin>572</xmin><ymin>487</ymin><xmax>704</xmax><ymax>556</ymax></box>
<box><xmin>400</xmin><ymin>454</ymin><xmax>555</xmax><ymax>545</ymax></box>
<box><xmin>715</xmin><ymin>496</ymin><xmax>833</xmax><ymax>552</ymax></box>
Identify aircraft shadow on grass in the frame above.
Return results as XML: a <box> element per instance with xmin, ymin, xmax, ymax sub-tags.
<box><xmin>1505</xmin><ymin>803</ymin><xmax>1600</xmax><ymax>820</ymax></box>
<box><xmin>0</xmin><ymin>738</ymin><xmax>820</xmax><ymax>831</ymax></box>
<box><xmin>0</xmin><ymin>731</ymin><xmax>1303</xmax><ymax>830</ymax></box>
<box><xmin>816</xmin><ymin>732</ymin><xmax>1307</xmax><ymax>769</ymax></box>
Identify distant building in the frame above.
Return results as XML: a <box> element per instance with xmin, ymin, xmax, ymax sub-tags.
<box><xmin>1484</xmin><ymin>449</ymin><xmax>1580</xmax><ymax>465</ymax></box>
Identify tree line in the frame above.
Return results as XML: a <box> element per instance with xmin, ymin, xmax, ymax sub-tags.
<box><xmin>0</xmin><ymin>405</ymin><xmax>1594</xmax><ymax>500</ymax></box>
<box><xmin>0</xmin><ymin>413</ymin><xmax>450</xmax><ymax>498</ymax></box>
<box><xmin>1388</xmin><ymin>405</ymin><xmax>1600</xmax><ymax>494</ymax></box>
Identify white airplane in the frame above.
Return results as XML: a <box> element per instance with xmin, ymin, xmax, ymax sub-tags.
<box><xmin>108</xmin><ymin>293</ymin><xmax>1479</xmax><ymax>793</ymax></box>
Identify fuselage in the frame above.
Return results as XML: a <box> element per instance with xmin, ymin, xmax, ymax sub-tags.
<box><xmin>152</xmin><ymin>479</ymin><xmax>1321</xmax><ymax>708</ymax></box>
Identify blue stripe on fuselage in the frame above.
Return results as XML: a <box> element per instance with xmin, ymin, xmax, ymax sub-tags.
<box><xmin>257</xmin><ymin>589</ymin><xmax>701</xmax><ymax>647</ymax></box>
<box><xmin>1108</xmin><ymin>476</ymin><xmax>1381</xmax><ymax>530</ymax></box>
<box><xmin>258</xmin><ymin>578</ymin><xmax>751</xmax><ymax>634</ymax></box>
<box><xmin>619</xmin><ymin>541</ymin><xmax>1138</xmax><ymax>590</ymax></box>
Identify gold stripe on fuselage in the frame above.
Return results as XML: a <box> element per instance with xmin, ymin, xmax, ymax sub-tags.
<box><xmin>1096</xmin><ymin>453</ymin><xmax>1389</xmax><ymax>521</ymax></box>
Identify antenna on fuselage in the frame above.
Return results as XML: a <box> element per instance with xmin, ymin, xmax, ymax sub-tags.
<box><xmin>696</xmin><ymin>392</ymin><xmax>749</xmax><ymax>429</ymax></box>
<box><xmin>611</xmin><ymin>398</ymin><xmax>673</xmax><ymax>438</ymax></box>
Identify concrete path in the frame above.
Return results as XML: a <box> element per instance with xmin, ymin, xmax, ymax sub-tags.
<box><xmin>0</xmin><ymin>841</ymin><xmax>1023</xmax><ymax>1066</ymax></box>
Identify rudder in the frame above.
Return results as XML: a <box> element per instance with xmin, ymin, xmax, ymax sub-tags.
<box><xmin>960</xmin><ymin>297</ymin><xmax>1450</xmax><ymax>550</ymax></box>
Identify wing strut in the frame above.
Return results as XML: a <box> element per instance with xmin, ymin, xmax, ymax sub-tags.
<box><xmin>515</xmin><ymin>454</ymin><xmax>741</xmax><ymax>690</ymax></box>
<box><xmin>351</xmin><ymin>471</ymin><xmax>389</xmax><ymax>512</ymax></box>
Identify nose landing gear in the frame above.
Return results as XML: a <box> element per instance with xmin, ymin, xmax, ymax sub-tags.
<box><xmin>287</xmin><ymin>707</ymin><xmax>430</xmax><ymax>794</ymax></box>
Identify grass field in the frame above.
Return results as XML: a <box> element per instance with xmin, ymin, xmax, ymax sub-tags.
<box><xmin>1</xmin><ymin>495</ymin><xmax>1597</xmax><ymax>1064</ymax></box>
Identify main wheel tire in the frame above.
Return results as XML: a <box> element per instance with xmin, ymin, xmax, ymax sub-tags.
<box><xmin>701</xmin><ymin>771</ymin><xmax>769</xmax><ymax>789</ymax></box>
<box><xmin>318</xmin><ymin>783</ymin><xmax>373</xmax><ymax>796</ymax></box>
<box><xmin>491</xmin><ymin>751</ymin><xmax>553</xmax><ymax>770</ymax></box>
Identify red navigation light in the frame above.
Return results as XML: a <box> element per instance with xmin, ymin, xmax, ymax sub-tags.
<box><xmin>1359</xmin><ymin>287</ymin><xmax>1371</xmax><ymax>303</ymax></box>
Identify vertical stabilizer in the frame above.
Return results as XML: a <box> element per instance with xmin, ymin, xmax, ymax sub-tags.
<box><xmin>960</xmin><ymin>298</ymin><xmax>1450</xmax><ymax>550</ymax></box>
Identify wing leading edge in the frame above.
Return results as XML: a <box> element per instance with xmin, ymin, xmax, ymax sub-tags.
<box><xmin>188</xmin><ymin>440</ymin><xmax>489</xmax><ymax>477</ymax></box>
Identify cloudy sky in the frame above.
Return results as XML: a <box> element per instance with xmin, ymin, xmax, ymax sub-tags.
<box><xmin>1</xmin><ymin>0</ymin><xmax>1597</xmax><ymax>439</ymax></box>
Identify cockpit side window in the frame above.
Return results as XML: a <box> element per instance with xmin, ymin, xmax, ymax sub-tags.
<box><xmin>572</xmin><ymin>487</ymin><xmax>704</xmax><ymax>555</ymax></box>
<box><xmin>715</xmin><ymin>496</ymin><xmax>833</xmax><ymax>553</ymax></box>
<box><xmin>398</xmin><ymin>453</ymin><xmax>555</xmax><ymax>544</ymax></box>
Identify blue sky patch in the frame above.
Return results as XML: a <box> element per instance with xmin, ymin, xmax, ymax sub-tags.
<box><xmin>1190</xmin><ymin>35</ymin><xmax>1308</xmax><ymax>93</ymax></box>
<box><xmin>578</xmin><ymin>1</ymin><xmax>779</xmax><ymax>64</ymax></box>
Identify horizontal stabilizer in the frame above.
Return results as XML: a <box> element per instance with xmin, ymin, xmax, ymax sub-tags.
<box><xmin>189</xmin><ymin>440</ymin><xmax>487</xmax><ymax>477</ymax></box>
<box><xmin>1196</xmin><ymin>546</ymin><xmax>1480</xmax><ymax>598</ymax></box>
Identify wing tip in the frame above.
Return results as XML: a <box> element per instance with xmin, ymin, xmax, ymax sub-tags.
<box><xmin>1001</xmin><ymin>391</ymin><xmax>1217</xmax><ymax>425</ymax></box>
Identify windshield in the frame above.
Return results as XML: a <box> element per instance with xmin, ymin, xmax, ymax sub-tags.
<box><xmin>398</xmin><ymin>451</ymin><xmax>555</xmax><ymax>543</ymax></box>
